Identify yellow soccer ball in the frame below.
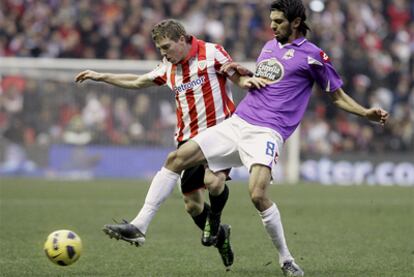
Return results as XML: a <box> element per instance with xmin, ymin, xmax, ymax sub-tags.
<box><xmin>44</xmin><ymin>230</ymin><xmax>82</xmax><ymax>266</ymax></box>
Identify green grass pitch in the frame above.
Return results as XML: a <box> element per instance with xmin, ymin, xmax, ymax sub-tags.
<box><xmin>0</xmin><ymin>178</ymin><xmax>413</xmax><ymax>276</ymax></box>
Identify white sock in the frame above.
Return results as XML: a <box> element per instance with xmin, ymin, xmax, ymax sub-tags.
<box><xmin>130</xmin><ymin>167</ymin><xmax>179</xmax><ymax>234</ymax></box>
<box><xmin>259</xmin><ymin>203</ymin><xmax>293</xmax><ymax>265</ymax></box>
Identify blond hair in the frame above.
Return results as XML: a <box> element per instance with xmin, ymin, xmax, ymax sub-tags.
<box><xmin>151</xmin><ymin>19</ymin><xmax>191</xmax><ymax>43</ymax></box>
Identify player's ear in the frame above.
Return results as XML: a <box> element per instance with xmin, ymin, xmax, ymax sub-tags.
<box><xmin>292</xmin><ymin>17</ymin><xmax>302</xmax><ymax>29</ymax></box>
<box><xmin>178</xmin><ymin>35</ymin><xmax>186</xmax><ymax>43</ymax></box>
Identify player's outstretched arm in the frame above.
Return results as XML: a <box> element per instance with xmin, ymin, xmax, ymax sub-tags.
<box><xmin>220</xmin><ymin>62</ymin><xmax>254</xmax><ymax>77</ymax></box>
<box><xmin>221</xmin><ymin>62</ymin><xmax>270</xmax><ymax>90</ymax></box>
<box><xmin>239</xmin><ymin>76</ymin><xmax>270</xmax><ymax>89</ymax></box>
<box><xmin>75</xmin><ymin>70</ymin><xmax>155</xmax><ymax>89</ymax></box>
<box><xmin>227</xmin><ymin>72</ymin><xmax>269</xmax><ymax>90</ymax></box>
<box><xmin>330</xmin><ymin>88</ymin><xmax>389</xmax><ymax>125</ymax></box>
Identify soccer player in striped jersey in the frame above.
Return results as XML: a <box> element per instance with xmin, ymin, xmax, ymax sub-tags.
<box><xmin>75</xmin><ymin>19</ymin><xmax>266</xmax><ymax>269</ymax></box>
<box><xmin>97</xmin><ymin>0</ymin><xmax>390</xmax><ymax>275</ymax></box>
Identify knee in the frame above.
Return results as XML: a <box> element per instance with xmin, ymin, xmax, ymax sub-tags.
<box><xmin>204</xmin><ymin>173</ymin><xmax>226</xmax><ymax>196</ymax></box>
<box><xmin>249</xmin><ymin>187</ymin><xmax>267</xmax><ymax>210</ymax></box>
<box><xmin>183</xmin><ymin>198</ymin><xmax>203</xmax><ymax>217</ymax></box>
<box><xmin>165</xmin><ymin>150</ymin><xmax>185</xmax><ymax>171</ymax></box>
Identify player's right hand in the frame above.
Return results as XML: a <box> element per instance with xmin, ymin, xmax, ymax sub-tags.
<box><xmin>242</xmin><ymin>77</ymin><xmax>270</xmax><ymax>89</ymax></box>
<box><xmin>75</xmin><ymin>70</ymin><xmax>103</xmax><ymax>83</ymax></box>
<box><xmin>365</xmin><ymin>107</ymin><xmax>389</xmax><ymax>126</ymax></box>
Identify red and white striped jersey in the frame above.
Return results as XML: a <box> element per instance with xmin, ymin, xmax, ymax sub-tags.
<box><xmin>147</xmin><ymin>36</ymin><xmax>235</xmax><ymax>143</ymax></box>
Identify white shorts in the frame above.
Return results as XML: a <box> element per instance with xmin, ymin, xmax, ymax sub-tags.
<box><xmin>192</xmin><ymin>115</ymin><xmax>284</xmax><ymax>173</ymax></box>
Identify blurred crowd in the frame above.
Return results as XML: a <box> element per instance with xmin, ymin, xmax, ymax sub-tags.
<box><xmin>0</xmin><ymin>0</ymin><xmax>413</xmax><ymax>155</ymax></box>
<box><xmin>0</xmin><ymin>77</ymin><xmax>176</xmax><ymax>147</ymax></box>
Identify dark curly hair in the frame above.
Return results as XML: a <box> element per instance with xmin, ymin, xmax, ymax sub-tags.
<box><xmin>270</xmin><ymin>0</ymin><xmax>310</xmax><ymax>36</ymax></box>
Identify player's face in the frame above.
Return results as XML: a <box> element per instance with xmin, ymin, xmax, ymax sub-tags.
<box><xmin>155</xmin><ymin>36</ymin><xmax>187</xmax><ymax>64</ymax></box>
<box><xmin>270</xmin><ymin>10</ymin><xmax>292</xmax><ymax>44</ymax></box>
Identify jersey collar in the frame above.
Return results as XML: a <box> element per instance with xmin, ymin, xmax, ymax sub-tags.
<box><xmin>292</xmin><ymin>37</ymin><xmax>307</xmax><ymax>46</ymax></box>
<box><xmin>277</xmin><ymin>37</ymin><xmax>307</xmax><ymax>48</ymax></box>
<box><xmin>179</xmin><ymin>36</ymin><xmax>198</xmax><ymax>64</ymax></box>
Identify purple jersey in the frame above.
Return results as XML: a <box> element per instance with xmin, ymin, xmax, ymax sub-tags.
<box><xmin>235</xmin><ymin>38</ymin><xmax>343</xmax><ymax>141</ymax></box>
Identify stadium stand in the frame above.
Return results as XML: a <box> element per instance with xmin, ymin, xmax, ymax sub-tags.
<box><xmin>0</xmin><ymin>0</ymin><xmax>412</xmax><ymax>154</ymax></box>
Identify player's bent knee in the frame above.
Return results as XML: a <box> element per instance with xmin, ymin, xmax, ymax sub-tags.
<box><xmin>166</xmin><ymin>148</ymin><xmax>199</xmax><ymax>172</ymax></box>
<box><xmin>184</xmin><ymin>199</ymin><xmax>203</xmax><ymax>216</ymax></box>
<box><xmin>205</xmin><ymin>174</ymin><xmax>225</xmax><ymax>195</ymax></box>
<box><xmin>250</xmin><ymin>188</ymin><xmax>273</xmax><ymax>211</ymax></box>
<box><xmin>165</xmin><ymin>150</ymin><xmax>177</xmax><ymax>165</ymax></box>
<box><xmin>250</xmin><ymin>190</ymin><xmax>266</xmax><ymax>207</ymax></box>
<box><xmin>250</xmin><ymin>194</ymin><xmax>264</xmax><ymax>206</ymax></box>
<box><xmin>165</xmin><ymin>150</ymin><xmax>185</xmax><ymax>171</ymax></box>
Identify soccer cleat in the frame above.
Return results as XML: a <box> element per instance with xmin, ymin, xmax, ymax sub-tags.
<box><xmin>102</xmin><ymin>220</ymin><xmax>146</xmax><ymax>247</ymax></box>
<box><xmin>281</xmin><ymin>261</ymin><xmax>304</xmax><ymax>277</ymax></box>
<box><xmin>215</xmin><ymin>224</ymin><xmax>234</xmax><ymax>270</ymax></box>
<box><xmin>201</xmin><ymin>213</ymin><xmax>220</xmax><ymax>246</ymax></box>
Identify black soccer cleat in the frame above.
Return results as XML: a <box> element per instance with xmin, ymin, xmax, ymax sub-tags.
<box><xmin>102</xmin><ymin>220</ymin><xmax>146</xmax><ymax>247</ymax></box>
<box><xmin>201</xmin><ymin>213</ymin><xmax>220</xmax><ymax>246</ymax></box>
<box><xmin>215</xmin><ymin>224</ymin><xmax>234</xmax><ymax>270</ymax></box>
<box><xmin>281</xmin><ymin>260</ymin><xmax>304</xmax><ymax>277</ymax></box>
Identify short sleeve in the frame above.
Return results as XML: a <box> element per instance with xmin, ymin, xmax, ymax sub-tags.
<box><xmin>308</xmin><ymin>50</ymin><xmax>343</xmax><ymax>92</ymax></box>
<box><xmin>214</xmin><ymin>44</ymin><xmax>234</xmax><ymax>75</ymax></box>
<box><xmin>214</xmin><ymin>44</ymin><xmax>233</xmax><ymax>65</ymax></box>
<box><xmin>147</xmin><ymin>62</ymin><xmax>167</xmax><ymax>86</ymax></box>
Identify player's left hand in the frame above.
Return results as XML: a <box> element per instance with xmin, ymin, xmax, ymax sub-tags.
<box><xmin>221</xmin><ymin>62</ymin><xmax>254</xmax><ymax>77</ymax></box>
<box><xmin>366</xmin><ymin>108</ymin><xmax>389</xmax><ymax>125</ymax></box>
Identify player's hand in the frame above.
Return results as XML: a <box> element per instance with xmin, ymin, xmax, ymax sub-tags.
<box><xmin>75</xmin><ymin>70</ymin><xmax>104</xmax><ymax>83</ymax></box>
<box><xmin>241</xmin><ymin>77</ymin><xmax>269</xmax><ymax>89</ymax></box>
<box><xmin>366</xmin><ymin>108</ymin><xmax>389</xmax><ymax>125</ymax></box>
<box><xmin>220</xmin><ymin>62</ymin><xmax>254</xmax><ymax>77</ymax></box>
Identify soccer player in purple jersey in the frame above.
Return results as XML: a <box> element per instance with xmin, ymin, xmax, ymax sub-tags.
<box><xmin>106</xmin><ymin>1</ymin><xmax>389</xmax><ymax>275</ymax></box>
